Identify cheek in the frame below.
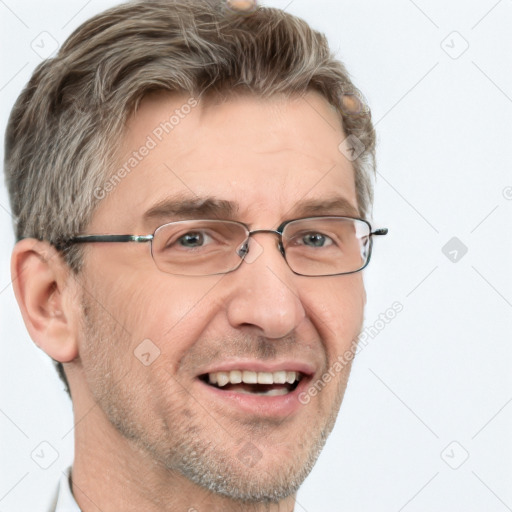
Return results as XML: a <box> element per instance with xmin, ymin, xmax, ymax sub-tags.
<box><xmin>121</xmin><ymin>276</ymin><xmax>226</xmax><ymax>367</ymax></box>
<box><xmin>305</xmin><ymin>275</ymin><xmax>365</xmax><ymax>353</ymax></box>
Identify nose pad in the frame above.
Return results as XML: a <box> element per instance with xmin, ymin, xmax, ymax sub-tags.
<box><xmin>236</xmin><ymin>240</ymin><xmax>249</xmax><ymax>259</ymax></box>
<box><xmin>236</xmin><ymin>237</ymin><xmax>266</xmax><ymax>264</ymax></box>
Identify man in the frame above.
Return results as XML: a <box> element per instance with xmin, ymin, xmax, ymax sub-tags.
<box><xmin>5</xmin><ymin>0</ymin><xmax>387</xmax><ymax>510</ymax></box>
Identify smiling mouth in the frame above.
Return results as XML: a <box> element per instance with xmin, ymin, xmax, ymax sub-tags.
<box><xmin>199</xmin><ymin>370</ymin><xmax>303</xmax><ymax>396</ymax></box>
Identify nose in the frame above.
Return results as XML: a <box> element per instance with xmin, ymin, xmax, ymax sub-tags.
<box><xmin>225</xmin><ymin>236</ymin><xmax>306</xmax><ymax>339</ymax></box>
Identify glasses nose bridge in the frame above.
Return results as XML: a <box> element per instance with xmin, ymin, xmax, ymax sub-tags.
<box><xmin>248</xmin><ymin>228</ymin><xmax>282</xmax><ymax>238</ymax></box>
<box><xmin>248</xmin><ymin>228</ymin><xmax>284</xmax><ymax>246</ymax></box>
<box><xmin>241</xmin><ymin>228</ymin><xmax>285</xmax><ymax>258</ymax></box>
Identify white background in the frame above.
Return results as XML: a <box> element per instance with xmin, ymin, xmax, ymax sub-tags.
<box><xmin>1</xmin><ymin>0</ymin><xmax>511</xmax><ymax>510</ymax></box>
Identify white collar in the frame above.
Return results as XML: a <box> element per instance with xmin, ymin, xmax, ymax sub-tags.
<box><xmin>52</xmin><ymin>466</ymin><xmax>81</xmax><ymax>512</ymax></box>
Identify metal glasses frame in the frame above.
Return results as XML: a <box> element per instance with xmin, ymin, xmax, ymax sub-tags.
<box><xmin>66</xmin><ymin>216</ymin><xmax>388</xmax><ymax>277</ymax></box>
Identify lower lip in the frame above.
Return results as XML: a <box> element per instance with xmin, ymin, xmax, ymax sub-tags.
<box><xmin>196</xmin><ymin>377</ymin><xmax>312</xmax><ymax>418</ymax></box>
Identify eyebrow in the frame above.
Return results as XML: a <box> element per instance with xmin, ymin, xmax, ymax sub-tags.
<box><xmin>288</xmin><ymin>197</ymin><xmax>360</xmax><ymax>218</ymax></box>
<box><xmin>142</xmin><ymin>194</ymin><xmax>360</xmax><ymax>227</ymax></box>
<box><xmin>143</xmin><ymin>196</ymin><xmax>239</xmax><ymax>225</ymax></box>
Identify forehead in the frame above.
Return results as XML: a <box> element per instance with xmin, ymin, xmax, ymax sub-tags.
<box><xmin>89</xmin><ymin>90</ymin><xmax>358</xmax><ymax>231</ymax></box>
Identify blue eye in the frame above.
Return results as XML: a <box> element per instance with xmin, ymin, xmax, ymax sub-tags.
<box><xmin>177</xmin><ymin>231</ymin><xmax>212</xmax><ymax>247</ymax></box>
<box><xmin>301</xmin><ymin>233</ymin><xmax>333</xmax><ymax>247</ymax></box>
<box><xmin>303</xmin><ymin>233</ymin><xmax>332</xmax><ymax>247</ymax></box>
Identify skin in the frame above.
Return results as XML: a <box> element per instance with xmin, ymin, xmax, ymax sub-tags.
<box><xmin>11</xmin><ymin>90</ymin><xmax>366</xmax><ymax>512</ymax></box>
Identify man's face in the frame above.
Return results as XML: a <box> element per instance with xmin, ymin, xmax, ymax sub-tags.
<box><xmin>74</xmin><ymin>91</ymin><xmax>366</xmax><ymax>501</ymax></box>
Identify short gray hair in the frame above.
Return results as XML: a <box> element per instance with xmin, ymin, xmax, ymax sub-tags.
<box><xmin>4</xmin><ymin>0</ymin><xmax>376</xmax><ymax>394</ymax></box>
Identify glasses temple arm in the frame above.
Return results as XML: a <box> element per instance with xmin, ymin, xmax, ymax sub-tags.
<box><xmin>68</xmin><ymin>235</ymin><xmax>154</xmax><ymax>243</ymax></box>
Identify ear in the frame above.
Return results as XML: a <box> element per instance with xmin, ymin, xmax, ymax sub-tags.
<box><xmin>11</xmin><ymin>239</ymin><xmax>80</xmax><ymax>362</ymax></box>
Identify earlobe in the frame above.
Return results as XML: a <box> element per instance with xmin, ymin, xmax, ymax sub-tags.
<box><xmin>11</xmin><ymin>239</ymin><xmax>79</xmax><ymax>363</ymax></box>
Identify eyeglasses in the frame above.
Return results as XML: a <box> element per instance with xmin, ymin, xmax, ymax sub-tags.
<box><xmin>67</xmin><ymin>216</ymin><xmax>388</xmax><ymax>277</ymax></box>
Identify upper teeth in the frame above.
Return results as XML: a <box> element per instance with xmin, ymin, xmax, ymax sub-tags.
<box><xmin>208</xmin><ymin>370</ymin><xmax>301</xmax><ymax>387</ymax></box>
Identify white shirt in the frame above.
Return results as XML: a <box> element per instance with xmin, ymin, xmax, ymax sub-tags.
<box><xmin>49</xmin><ymin>466</ymin><xmax>81</xmax><ymax>512</ymax></box>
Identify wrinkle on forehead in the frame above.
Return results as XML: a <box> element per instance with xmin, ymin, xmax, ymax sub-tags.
<box><xmin>90</xmin><ymin>90</ymin><xmax>357</xmax><ymax>232</ymax></box>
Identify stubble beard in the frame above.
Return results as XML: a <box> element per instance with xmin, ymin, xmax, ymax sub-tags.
<box><xmin>78</xmin><ymin>291</ymin><xmax>353</xmax><ymax>506</ymax></box>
